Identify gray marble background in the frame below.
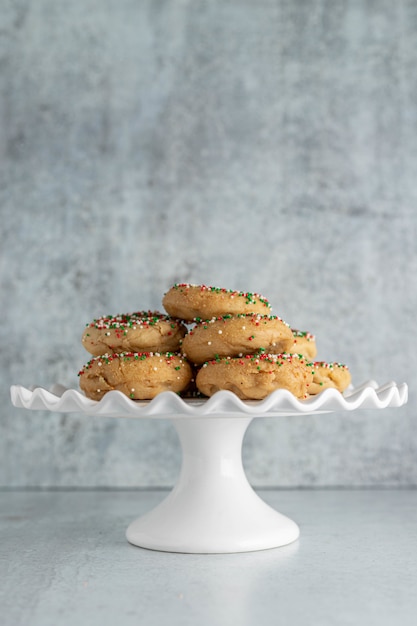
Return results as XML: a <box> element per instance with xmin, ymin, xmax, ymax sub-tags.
<box><xmin>1</xmin><ymin>0</ymin><xmax>416</xmax><ymax>487</ymax></box>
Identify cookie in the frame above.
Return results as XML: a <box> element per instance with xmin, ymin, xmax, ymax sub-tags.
<box><xmin>288</xmin><ymin>330</ymin><xmax>317</xmax><ymax>360</ymax></box>
<box><xmin>82</xmin><ymin>311</ymin><xmax>186</xmax><ymax>356</ymax></box>
<box><xmin>196</xmin><ymin>353</ymin><xmax>314</xmax><ymax>400</ymax></box>
<box><xmin>162</xmin><ymin>283</ymin><xmax>271</xmax><ymax>321</ymax></box>
<box><xmin>308</xmin><ymin>361</ymin><xmax>351</xmax><ymax>394</ymax></box>
<box><xmin>181</xmin><ymin>314</ymin><xmax>294</xmax><ymax>364</ymax></box>
<box><xmin>78</xmin><ymin>351</ymin><xmax>193</xmax><ymax>400</ymax></box>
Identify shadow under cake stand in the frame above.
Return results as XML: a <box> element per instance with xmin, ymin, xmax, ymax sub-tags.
<box><xmin>10</xmin><ymin>381</ymin><xmax>408</xmax><ymax>554</ymax></box>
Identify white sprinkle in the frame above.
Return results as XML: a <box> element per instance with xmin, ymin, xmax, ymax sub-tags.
<box><xmin>218</xmin><ymin>330</ymin><xmax>223</xmax><ymax>334</ymax></box>
<box><xmin>242</xmin><ymin>326</ymin><xmax>246</xmax><ymax>330</ymax></box>
<box><xmin>98</xmin><ymin>362</ymin><xmax>102</xmax><ymax>366</ymax></box>
<box><xmin>153</xmin><ymin>367</ymin><xmax>158</xmax><ymax>371</ymax></box>
<box><xmin>208</xmin><ymin>341</ymin><xmax>212</xmax><ymax>345</ymax></box>
<box><xmin>106</xmin><ymin>332</ymin><xmax>111</xmax><ymax>336</ymax></box>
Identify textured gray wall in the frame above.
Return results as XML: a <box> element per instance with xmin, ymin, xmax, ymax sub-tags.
<box><xmin>1</xmin><ymin>0</ymin><xmax>416</xmax><ymax>487</ymax></box>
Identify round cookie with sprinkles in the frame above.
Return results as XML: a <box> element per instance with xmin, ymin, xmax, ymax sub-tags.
<box><xmin>287</xmin><ymin>330</ymin><xmax>317</xmax><ymax>360</ymax></box>
<box><xmin>196</xmin><ymin>353</ymin><xmax>313</xmax><ymax>400</ymax></box>
<box><xmin>78</xmin><ymin>352</ymin><xmax>193</xmax><ymax>401</ymax></box>
<box><xmin>82</xmin><ymin>311</ymin><xmax>187</xmax><ymax>357</ymax></box>
<box><xmin>162</xmin><ymin>283</ymin><xmax>271</xmax><ymax>321</ymax></box>
<box><xmin>308</xmin><ymin>361</ymin><xmax>351</xmax><ymax>395</ymax></box>
<box><xmin>181</xmin><ymin>314</ymin><xmax>294</xmax><ymax>365</ymax></box>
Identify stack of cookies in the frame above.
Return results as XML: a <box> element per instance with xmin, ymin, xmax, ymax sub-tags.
<box><xmin>78</xmin><ymin>283</ymin><xmax>351</xmax><ymax>401</ymax></box>
<box><xmin>78</xmin><ymin>311</ymin><xmax>193</xmax><ymax>400</ymax></box>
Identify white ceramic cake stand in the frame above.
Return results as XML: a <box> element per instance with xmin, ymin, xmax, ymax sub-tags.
<box><xmin>10</xmin><ymin>381</ymin><xmax>408</xmax><ymax>554</ymax></box>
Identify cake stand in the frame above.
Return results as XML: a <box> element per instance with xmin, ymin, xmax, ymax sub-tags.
<box><xmin>10</xmin><ymin>381</ymin><xmax>408</xmax><ymax>554</ymax></box>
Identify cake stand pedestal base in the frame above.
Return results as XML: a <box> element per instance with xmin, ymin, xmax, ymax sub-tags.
<box><xmin>11</xmin><ymin>382</ymin><xmax>408</xmax><ymax>553</ymax></box>
<box><xmin>126</xmin><ymin>416</ymin><xmax>299</xmax><ymax>554</ymax></box>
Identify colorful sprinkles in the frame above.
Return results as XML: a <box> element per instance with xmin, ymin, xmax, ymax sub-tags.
<box><xmin>169</xmin><ymin>283</ymin><xmax>271</xmax><ymax>308</ymax></box>
<box><xmin>191</xmin><ymin>313</ymin><xmax>288</xmax><ymax>326</ymax></box>
<box><xmin>292</xmin><ymin>329</ymin><xmax>316</xmax><ymax>341</ymax></box>
<box><xmin>201</xmin><ymin>352</ymin><xmax>312</xmax><ymax>368</ymax></box>
<box><xmin>312</xmin><ymin>361</ymin><xmax>349</xmax><ymax>370</ymax></box>
<box><xmin>85</xmin><ymin>311</ymin><xmax>178</xmax><ymax>331</ymax></box>
<box><xmin>78</xmin><ymin>351</ymin><xmax>184</xmax><ymax>376</ymax></box>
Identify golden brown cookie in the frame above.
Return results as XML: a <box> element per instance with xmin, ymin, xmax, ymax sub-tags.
<box><xmin>308</xmin><ymin>361</ymin><xmax>351</xmax><ymax>395</ymax></box>
<box><xmin>162</xmin><ymin>283</ymin><xmax>271</xmax><ymax>321</ymax></box>
<box><xmin>78</xmin><ymin>351</ymin><xmax>193</xmax><ymax>401</ymax></box>
<box><xmin>288</xmin><ymin>330</ymin><xmax>317</xmax><ymax>360</ymax></box>
<box><xmin>181</xmin><ymin>314</ymin><xmax>294</xmax><ymax>365</ymax></box>
<box><xmin>82</xmin><ymin>311</ymin><xmax>187</xmax><ymax>356</ymax></box>
<box><xmin>196</xmin><ymin>353</ymin><xmax>314</xmax><ymax>400</ymax></box>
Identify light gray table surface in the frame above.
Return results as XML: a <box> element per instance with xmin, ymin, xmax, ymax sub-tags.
<box><xmin>1</xmin><ymin>489</ymin><xmax>416</xmax><ymax>626</ymax></box>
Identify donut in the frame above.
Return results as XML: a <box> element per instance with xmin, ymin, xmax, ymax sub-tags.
<box><xmin>287</xmin><ymin>330</ymin><xmax>317</xmax><ymax>360</ymax></box>
<box><xmin>78</xmin><ymin>351</ymin><xmax>193</xmax><ymax>401</ymax></box>
<box><xmin>196</xmin><ymin>353</ymin><xmax>314</xmax><ymax>400</ymax></box>
<box><xmin>81</xmin><ymin>311</ymin><xmax>187</xmax><ymax>356</ymax></box>
<box><xmin>162</xmin><ymin>283</ymin><xmax>271</xmax><ymax>321</ymax></box>
<box><xmin>181</xmin><ymin>314</ymin><xmax>294</xmax><ymax>365</ymax></box>
<box><xmin>308</xmin><ymin>361</ymin><xmax>351</xmax><ymax>395</ymax></box>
